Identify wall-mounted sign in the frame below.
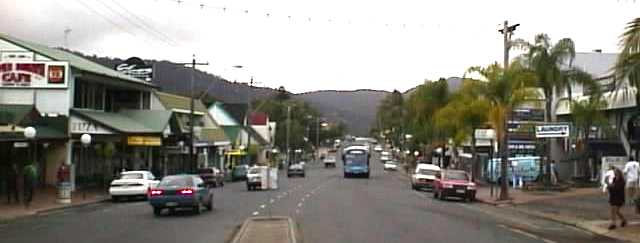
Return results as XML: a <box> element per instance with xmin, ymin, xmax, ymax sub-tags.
<box><xmin>127</xmin><ymin>136</ymin><xmax>161</xmax><ymax>146</ymax></box>
<box><xmin>1</xmin><ymin>51</ymin><xmax>35</xmax><ymax>62</ymax></box>
<box><xmin>0</xmin><ymin>62</ymin><xmax>68</xmax><ymax>88</ymax></box>
<box><xmin>13</xmin><ymin>142</ymin><xmax>29</xmax><ymax>148</ymax></box>
<box><xmin>535</xmin><ymin>124</ymin><xmax>570</xmax><ymax>138</ymax></box>
<box><xmin>70</xmin><ymin>115</ymin><xmax>113</xmax><ymax>134</ymax></box>
<box><xmin>115</xmin><ymin>57</ymin><xmax>153</xmax><ymax>82</ymax></box>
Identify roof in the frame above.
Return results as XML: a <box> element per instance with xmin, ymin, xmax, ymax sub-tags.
<box><xmin>209</xmin><ymin>102</ymin><xmax>240</xmax><ymax>126</ymax></box>
<box><xmin>0</xmin><ymin>104</ymin><xmax>38</xmax><ymax>125</ymax></box>
<box><xmin>222</xmin><ymin>126</ymin><xmax>242</xmax><ymax>142</ymax></box>
<box><xmin>0</xmin><ymin>116</ymin><xmax>68</xmax><ymax>140</ymax></box>
<box><xmin>561</xmin><ymin>52</ymin><xmax>618</xmax><ymax>79</ymax></box>
<box><xmin>199</xmin><ymin>128</ymin><xmax>229</xmax><ymax>143</ymax></box>
<box><xmin>72</xmin><ymin>109</ymin><xmax>171</xmax><ymax>133</ymax></box>
<box><xmin>221</xmin><ymin>103</ymin><xmax>248</xmax><ymax>125</ymax></box>
<box><xmin>245</xmin><ymin>125</ymin><xmax>268</xmax><ymax>145</ymax></box>
<box><xmin>0</xmin><ymin>33</ymin><xmax>152</xmax><ymax>87</ymax></box>
<box><xmin>155</xmin><ymin>91</ymin><xmax>208</xmax><ymax>114</ymax></box>
<box><xmin>249</xmin><ymin>112</ymin><xmax>268</xmax><ymax>125</ymax></box>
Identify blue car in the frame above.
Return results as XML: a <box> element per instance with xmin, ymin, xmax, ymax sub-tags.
<box><xmin>148</xmin><ymin>175</ymin><xmax>213</xmax><ymax>216</ymax></box>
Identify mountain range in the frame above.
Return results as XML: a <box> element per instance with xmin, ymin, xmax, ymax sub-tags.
<box><xmin>80</xmin><ymin>53</ymin><xmax>391</xmax><ymax>136</ymax></box>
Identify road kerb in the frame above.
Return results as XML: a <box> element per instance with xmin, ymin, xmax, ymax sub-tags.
<box><xmin>36</xmin><ymin>197</ymin><xmax>110</xmax><ymax>216</ymax></box>
<box><xmin>510</xmin><ymin>207</ymin><xmax>640</xmax><ymax>243</ymax></box>
<box><xmin>230</xmin><ymin>216</ymin><xmax>297</xmax><ymax>243</ymax></box>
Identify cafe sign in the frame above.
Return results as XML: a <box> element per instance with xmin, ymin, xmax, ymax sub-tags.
<box><xmin>127</xmin><ymin>136</ymin><xmax>162</xmax><ymax>146</ymax></box>
<box><xmin>0</xmin><ymin>62</ymin><xmax>68</xmax><ymax>88</ymax></box>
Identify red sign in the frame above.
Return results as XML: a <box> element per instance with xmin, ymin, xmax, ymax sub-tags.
<box><xmin>48</xmin><ymin>65</ymin><xmax>65</xmax><ymax>83</ymax></box>
<box><xmin>0</xmin><ymin>63</ymin><xmax>45</xmax><ymax>86</ymax></box>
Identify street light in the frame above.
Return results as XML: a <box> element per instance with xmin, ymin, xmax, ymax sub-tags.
<box><xmin>23</xmin><ymin>127</ymin><xmax>36</xmax><ymax>207</ymax></box>
<box><xmin>80</xmin><ymin>134</ymin><xmax>91</xmax><ymax>199</ymax></box>
<box><xmin>414</xmin><ymin>151</ymin><xmax>419</xmax><ymax>157</ymax></box>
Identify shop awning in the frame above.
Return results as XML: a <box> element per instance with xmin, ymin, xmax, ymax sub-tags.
<box><xmin>0</xmin><ymin>104</ymin><xmax>39</xmax><ymax>125</ymax></box>
<box><xmin>71</xmin><ymin>109</ymin><xmax>172</xmax><ymax>134</ymax></box>
<box><xmin>222</xmin><ymin>126</ymin><xmax>242</xmax><ymax>142</ymax></box>
<box><xmin>199</xmin><ymin>128</ymin><xmax>230</xmax><ymax>144</ymax></box>
<box><xmin>0</xmin><ymin>106</ymin><xmax>67</xmax><ymax>141</ymax></box>
<box><xmin>225</xmin><ymin>149</ymin><xmax>247</xmax><ymax>156</ymax></box>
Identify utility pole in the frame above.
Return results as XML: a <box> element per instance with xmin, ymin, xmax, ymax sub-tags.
<box><xmin>63</xmin><ymin>28</ymin><xmax>72</xmax><ymax>48</ymax></box>
<box><xmin>176</xmin><ymin>55</ymin><xmax>209</xmax><ymax>173</ymax></box>
<box><xmin>498</xmin><ymin>20</ymin><xmax>519</xmax><ymax>201</ymax></box>
<box><xmin>245</xmin><ymin>77</ymin><xmax>254</xmax><ymax>165</ymax></box>
<box><xmin>286</xmin><ymin>106</ymin><xmax>291</xmax><ymax>165</ymax></box>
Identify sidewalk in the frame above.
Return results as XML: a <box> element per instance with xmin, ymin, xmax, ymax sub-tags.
<box><xmin>0</xmin><ymin>186</ymin><xmax>109</xmax><ymax>222</ymax></box>
<box><xmin>476</xmin><ymin>185</ymin><xmax>640</xmax><ymax>243</ymax></box>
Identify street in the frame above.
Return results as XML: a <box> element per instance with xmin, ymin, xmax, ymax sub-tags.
<box><xmin>0</xmin><ymin>155</ymin><xmax>621</xmax><ymax>243</ymax></box>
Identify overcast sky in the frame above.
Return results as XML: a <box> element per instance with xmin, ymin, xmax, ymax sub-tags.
<box><xmin>1</xmin><ymin>0</ymin><xmax>639</xmax><ymax>93</ymax></box>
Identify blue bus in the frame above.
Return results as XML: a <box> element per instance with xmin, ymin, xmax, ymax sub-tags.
<box><xmin>342</xmin><ymin>147</ymin><xmax>370</xmax><ymax>178</ymax></box>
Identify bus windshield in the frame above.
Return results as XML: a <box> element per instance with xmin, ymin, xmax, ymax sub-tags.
<box><xmin>344</xmin><ymin>154</ymin><xmax>367</xmax><ymax>165</ymax></box>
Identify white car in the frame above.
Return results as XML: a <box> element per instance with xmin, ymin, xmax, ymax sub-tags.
<box><xmin>324</xmin><ymin>155</ymin><xmax>337</xmax><ymax>168</ymax></box>
<box><xmin>384</xmin><ymin>161</ymin><xmax>398</xmax><ymax>171</ymax></box>
<box><xmin>411</xmin><ymin>164</ymin><xmax>441</xmax><ymax>191</ymax></box>
<box><xmin>374</xmin><ymin>145</ymin><xmax>383</xmax><ymax>152</ymax></box>
<box><xmin>109</xmin><ymin>171</ymin><xmax>159</xmax><ymax>201</ymax></box>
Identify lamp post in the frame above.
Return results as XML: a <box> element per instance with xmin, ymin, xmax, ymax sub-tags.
<box><xmin>80</xmin><ymin>134</ymin><xmax>91</xmax><ymax>199</ymax></box>
<box><xmin>23</xmin><ymin>127</ymin><xmax>36</xmax><ymax>207</ymax></box>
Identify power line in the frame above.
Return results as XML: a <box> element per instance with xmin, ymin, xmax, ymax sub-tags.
<box><xmin>72</xmin><ymin>0</ymin><xmax>142</xmax><ymax>40</ymax></box>
<box><xmin>89</xmin><ymin>0</ymin><xmax>176</xmax><ymax>47</ymax></box>
<box><xmin>107</xmin><ymin>0</ymin><xmax>180</xmax><ymax>46</ymax></box>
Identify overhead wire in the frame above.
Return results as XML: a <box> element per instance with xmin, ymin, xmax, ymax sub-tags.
<box><xmin>107</xmin><ymin>0</ymin><xmax>181</xmax><ymax>47</ymax></box>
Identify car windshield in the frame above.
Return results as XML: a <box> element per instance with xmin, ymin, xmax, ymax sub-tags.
<box><xmin>445</xmin><ymin>171</ymin><xmax>469</xmax><ymax>181</ymax></box>
<box><xmin>158</xmin><ymin>176</ymin><xmax>192</xmax><ymax>187</ymax></box>
<box><xmin>345</xmin><ymin>154</ymin><xmax>367</xmax><ymax>165</ymax></box>
<box><xmin>119</xmin><ymin>173</ymin><xmax>143</xmax><ymax>179</ymax></box>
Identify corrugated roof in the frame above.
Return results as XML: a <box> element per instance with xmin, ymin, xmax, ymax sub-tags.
<box><xmin>562</xmin><ymin>52</ymin><xmax>618</xmax><ymax>79</ymax></box>
<box><xmin>200</xmin><ymin>128</ymin><xmax>229</xmax><ymax>142</ymax></box>
<box><xmin>72</xmin><ymin>109</ymin><xmax>171</xmax><ymax>133</ymax></box>
<box><xmin>0</xmin><ymin>33</ymin><xmax>152</xmax><ymax>87</ymax></box>
<box><xmin>209</xmin><ymin>102</ymin><xmax>240</xmax><ymax>126</ymax></box>
<box><xmin>155</xmin><ymin>91</ymin><xmax>208</xmax><ymax>113</ymax></box>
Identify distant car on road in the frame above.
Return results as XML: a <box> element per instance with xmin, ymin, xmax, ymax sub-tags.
<box><xmin>109</xmin><ymin>171</ymin><xmax>159</xmax><ymax>201</ymax></box>
<box><xmin>148</xmin><ymin>175</ymin><xmax>213</xmax><ymax>216</ymax></box>
<box><xmin>374</xmin><ymin>145</ymin><xmax>383</xmax><ymax>152</ymax></box>
<box><xmin>197</xmin><ymin>167</ymin><xmax>225</xmax><ymax>187</ymax></box>
<box><xmin>410</xmin><ymin>164</ymin><xmax>440</xmax><ymax>191</ymax></box>
<box><xmin>288</xmin><ymin>163</ymin><xmax>306</xmax><ymax>177</ymax></box>
<box><xmin>324</xmin><ymin>155</ymin><xmax>337</xmax><ymax>168</ymax></box>
<box><xmin>246</xmin><ymin>166</ymin><xmax>266</xmax><ymax>190</ymax></box>
<box><xmin>433</xmin><ymin>170</ymin><xmax>476</xmax><ymax>202</ymax></box>
<box><xmin>380</xmin><ymin>151</ymin><xmax>391</xmax><ymax>162</ymax></box>
<box><xmin>231</xmin><ymin>165</ymin><xmax>249</xmax><ymax>181</ymax></box>
<box><xmin>383</xmin><ymin>161</ymin><xmax>398</xmax><ymax>171</ymax></box>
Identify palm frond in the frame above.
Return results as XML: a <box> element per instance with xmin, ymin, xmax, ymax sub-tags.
<box><xmin>550</xmin><ymin>38</ymin><xmax>576</xmax><ymax>65</ymax></box>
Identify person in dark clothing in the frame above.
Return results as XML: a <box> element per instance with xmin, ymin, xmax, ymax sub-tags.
<box><xmin>607</xmin><ymin>166</ymin><xmax>627</xmax><ymax>230</ymax></box>
<box><xmin>6</xmin><ymin>164</ymin><xmax>19</xmax><ymax>203</ymax></box>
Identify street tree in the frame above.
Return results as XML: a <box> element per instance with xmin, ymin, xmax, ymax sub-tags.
<box><xmin>614</xmin><ymin>17</ymin><xmax>640</xmax><ymax>108</ymax></box>
<box><xmin>570</xmin><ymin>94</ymin><xmax>608</xmax><ymax>177</ymax></box>
<box><xmin>466</xmin><ymin>62</ymin><xmax>538</xmax><ymax>200</ymax></box>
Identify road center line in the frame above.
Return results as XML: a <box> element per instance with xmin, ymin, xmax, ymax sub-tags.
<box><xmin>260</xmin><ymin>204</ymin><xmax>266</xmax><ymax>209</ymax></box>
<box><xmin>252</xmin><ymin>211</ymin><xmax>259</xmax><ymax>216</ymax></box>
<box><xmin>297</xmin><ymin>202</ymin><xmax>303</xmax><ymax>208</ymax></box>
<box><xmin>498</xmin><ymin>224</ymin><xmax>556</xmax><ymax>243</ymax></box>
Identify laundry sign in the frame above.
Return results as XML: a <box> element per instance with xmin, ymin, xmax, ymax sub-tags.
<box><xmin>535</xmin><ymin>124</ymin><xmax>570</xmax><ymax>138</ymax></box>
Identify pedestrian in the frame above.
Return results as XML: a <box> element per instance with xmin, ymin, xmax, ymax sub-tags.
<box><xmin>623</xmin><ymin>156</ymin><xmax>639</xmax><ymax>204</ymax></box>
<box><xmin>606</xmin><ymin>166</ymin><xmax>627</xmax><ymax>230</ymax></box>
<box><xmin>23</xmin><ymin>162</ymin><xmax>38</xmax><ymax>208</ymax></box>
<box><xmin>6</xmin><ymin>164</ymin><xmax>19</xmax><ymax>203</ymax></box>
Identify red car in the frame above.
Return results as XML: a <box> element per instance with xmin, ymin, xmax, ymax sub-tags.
<box><xmin>433</xmin><ymin>170</ymin><xmax>476</xmax><ymax>202</ymax></box>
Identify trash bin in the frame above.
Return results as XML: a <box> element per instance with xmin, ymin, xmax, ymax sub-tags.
<box><xmin>57</xmin><ymin>182</ymin><xmax>72</xmax><ymax>204</ymax></box>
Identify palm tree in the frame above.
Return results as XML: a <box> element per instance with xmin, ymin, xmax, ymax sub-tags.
<box><xmin>516</xmin><ymin>34</ymin><xmax>595</xmax><ymax>182</ymax></box>
<box><xmin>570</xmin><ymin>95</ymin><xmax>608</xmax><ymax>177</ymax></box>
<box><xmin>466</xmin><ymin>62</ymin><xmax>538</xmax><ymax>200</ymax></box>
<box><xmin>614</xmin><ymin>18</ymin><xmax>640</xmax><ymax>109</ymax></box>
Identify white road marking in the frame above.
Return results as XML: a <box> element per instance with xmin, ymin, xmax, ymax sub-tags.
<box><xmin>297</xmin><ymin>202</ymin><xmax>303</xmax><ymax>208</ymax></box>
<box><xmin>498</xmin><ymin>224</ymin><xmax>557</xmax><ymax>243</ymax></box>
<box><xmin>260</xmin><ymin>204</ymin><xmax>266</xmax><ymax>209</ymax></box>
<box><xmin>301</xmin><ymin>197</ymin><xmax>305</xmax><ymax>202</ymax></box>
<box><xmin>295</xmin><ymin>209</ymin><xmax>300</xmax><ymax>214</ymax></box>
<box><xmin>270</xmin><ymin>199</ymin><xmax>275</xmax><ymax>203</ymax></box>
<box><xmin>305</xmin><ymin>194</ymin><xmax>310</xmax><ymax>198</ymax></box>
<box><xmin>457</xmin><ymin>203</ymin><xmax>542</xmax><ymax>230</ymax></box>
<box><xmin>252</xmin><ymin>211</ymin><xmax>259</xmax><ymax>216</ymax></box>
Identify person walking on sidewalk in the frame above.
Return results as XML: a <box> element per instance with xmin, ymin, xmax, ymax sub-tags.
<box><xmin>623</xmin><ymin>156</ymin><xmax>639</xmax><ymax>204</ymax></box>
<box><xmin>606</xmin><ymin>166</ymin><xmax>627</xmax><ymax>230</ymax></box>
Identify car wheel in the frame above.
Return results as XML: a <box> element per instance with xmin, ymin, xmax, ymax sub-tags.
<box><xmin>247</xmin><ymin>184</ymin><xmax>251</xmax><ymax>191</ymax></box>
<box><xmin>111</xmin><ymin>196</ymin><xmax>120</xmax><ymax>202</ymax></box>
<box><xmin>153</xmin><ymin>207</ymin><xmax>162</xmax><ymax>216</ymax></box>
<box><xmin>205</xmin><ymin>195</ymin><xmax>213</xmax><ymax>210</ymax></box>
<box><xmin>168</xmin><ymin>208</ymin><xmax>175</xmax><ymax>215</ymax></box>
<box><xmin>220</xmin><ymin>181</ymin><xmax>224</xmax><ymax>187</ymax></box>
<box><xmin>302</xmin><ymin>174</ymin><xmax>306</xmax><ymax>178</ymax></box>
<box><xmin>212</xmin><ymin>182</ymin><xmax>218</xmax><ymax>188</ymax></box>
<box><xmin>433</xmin><ymin>191</ymin><xmax>438</xmax><ymax>198</ymax></box>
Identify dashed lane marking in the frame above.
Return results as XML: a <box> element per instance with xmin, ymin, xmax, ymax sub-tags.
<box><xmin>252</xmin><ymin>211</ymin><xmax>259</xmax><ymax>216</ymax></box>
<box><xmin>295</xmin><ymin>209</ymin><xmax>301</xmax><ymax>214</ymax></box>
<box><xmin>305</xmin><ymin>194</ymin><xmax>310</xmax><ymax>198</ymax></box>
<box><xmin>260</xmin><ymin>204</ymin><xmax>266</xmax><ymax>209</ymax></box>
<box><xmin>297</xmin><ymin>202</ymin><xmax>303</xmax><ymax>208</ymax></box>
<box><xmin>270</xmin><ymin>199</ymin><xmax>275</xmax><ymax>203</ymax></box>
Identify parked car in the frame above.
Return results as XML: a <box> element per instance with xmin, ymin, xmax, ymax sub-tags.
<box><xmin>231</xmin><ymin>165</ymin><xmax>249</xmax><ymax>181</ymax></box>
<box><xmin>109</xmin><ymin>171</ymin><xmax>159</xmax><ymax>201</ymax></box>
<box><xmin>380</xmin><ymin>151</ymin><xmax>391</xmax><ymax>162</ymax></box>
<box><xmin>433</xmin><ymin>170</ymin><xmax>476</xmax><ymax>202</ymax></box>
<box><xmin>197</xmin><ymin>167</ymin><xmax>225</xmax><ymax>187</ymax></box>
<box><xmin>148</xmin><ymin>175</ymin><xmax>213</xmax><ymax>216</ymax></box>
<box><xmin>324</xmin><ymin>155</ymin><xmax>337</xmax><ymax>168</ymax></box>
<box><xmin>410</xmin><ymin>164</ymin><xmax>440</xmax><ymax>191</ymax></box>
<box><xmin>384</xmin><ymin>161</ymin><xmax>398</xmax><ymax>171</ymax></box>
<box><xmin>374</xmin><ymin>145</ymin><xmax>383</xmax><ymax>152</ymax></box>
<box><xmin>287</xmin><ymin>163</ymin><xmax>305</xmax><ymax>177</ymax></box>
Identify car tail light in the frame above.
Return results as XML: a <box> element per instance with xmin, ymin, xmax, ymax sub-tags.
<box><xmin>179</xmin><ymin>188</ymin><xmax>194</xmax><ymax>195</ymax></box>
<box><xmin>149</xmin><ymin>189</ymin><xmax>163</xmax><ymax>196</ymax></box>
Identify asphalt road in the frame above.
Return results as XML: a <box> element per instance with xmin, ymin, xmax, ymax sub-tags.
<box><xmin>0</xmin><ymin>153</ymin><xmax>622</xmax><ymax>243</ymax></box>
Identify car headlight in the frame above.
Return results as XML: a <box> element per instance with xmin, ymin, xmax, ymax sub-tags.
<box><xmin>443</xmin><ymin>184</ymin><xmax>454</xmax><ymax>188</ymax></box>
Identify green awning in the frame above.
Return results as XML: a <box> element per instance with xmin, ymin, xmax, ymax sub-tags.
<box><xmin>222</xmin><ymin>126</ymin><xmax>242</xmax><ymax>142</ymax></box>
<box><xmin>72</xmin><ymin>109</ymin><xmax>171</xmax><ymax>134</ymax></box>
<box><xmin>0</xmin><ymin>116</ymin><xmax>68</xmax><ymax>141</ymax></box>
<box><xmin>0</xmin><ymin>104</ymin><xmax>38</xmax><ymax>125</ymax></box>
